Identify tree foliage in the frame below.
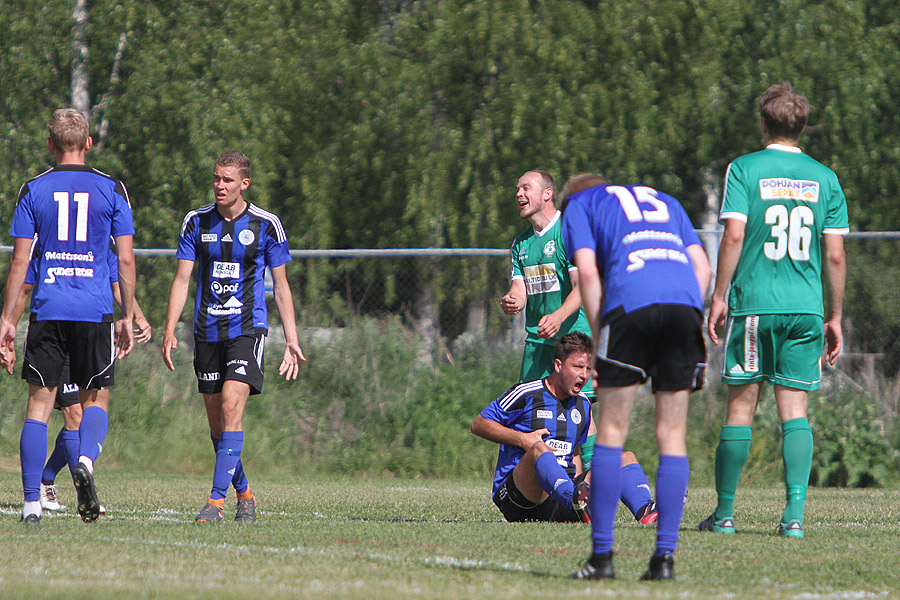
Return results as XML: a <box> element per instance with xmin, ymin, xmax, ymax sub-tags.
<box><xmin>3</xmin><ymin>0</ymin><xmax>900</xmax><ymax>348</ymax></box>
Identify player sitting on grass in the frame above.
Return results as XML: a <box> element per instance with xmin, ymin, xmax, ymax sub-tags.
<box><xmin>472</xmin><ymin>332</ymin><xmax>655</xmax><ymax>524</ymax></box>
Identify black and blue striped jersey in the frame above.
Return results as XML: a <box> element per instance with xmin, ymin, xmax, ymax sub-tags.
<box><xmin>480</xmin><ymin>379</ymin><xmax>591</xmax><ymax>497</ymax></box>
<box><xmin>176</xmin><ymin>202</ymin><xmax>291</xmax><ymax>342</ymax></box>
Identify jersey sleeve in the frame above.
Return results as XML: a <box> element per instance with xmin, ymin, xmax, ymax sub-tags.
<box><xmin>719</xmin><ymin>161</ymin><xmax>749</xmax><ymax>222</ymax></box>
<box><xmin>480</xmin><ymin>385</ymin><xmax>523</xmax><ymax>426</ymax></box>
<box><xmin>561</xmin><ymin>196</ymin><xmax>595</xmax><ymax>262</ymax></box>
<box><xmin>264</xmin><ymin>223</ymin><xmax>291</xmax><ymax>268</ymax></box>
<box><xmin>509</xmin><ymin>239</ymin><xmax>524</xmax><ymax>281</ymax></box>
<box><xmin>823</xmin><ymin>175</ymin><xmax>850</xmax><ymax>234</ymax></box>
<box><xmin>108</xmin><ymin>247</ymin><xmax>119</xmax><ymax>282</ymax></box>
<box><xmin>110</xmin><ymin>183</ymin><xmax>135</xmax><ymax>237</ymax></box>
<box><xmin>672</xmin><ymin>197</ymin><xmax>703</xmax><ymax>247</ymax></box>
<box><xmin>176</xmin><ymin>215</ymin><xmax>198</xmax><ymax>261</ymax></box>
<box><xmin>10</xmin><ymin>189</ymin><xmax>36</xmax><ymax>239</ymax></box>
<box><xmin>25</xmin><ymin>256</ymin><xmax>37</xmax><ymax>285</ymax></box>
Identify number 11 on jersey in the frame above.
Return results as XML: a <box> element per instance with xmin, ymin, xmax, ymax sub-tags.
<box><xmin>54</xmin><ymin>191</ymin><xmax>89</xmax><ymax>242</ymax></box>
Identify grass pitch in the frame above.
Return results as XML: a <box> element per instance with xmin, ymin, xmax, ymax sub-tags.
<box><xmin>0</xmin><ymin>472</ymin><xmax>898</xmax><ymax>599</ymax></box>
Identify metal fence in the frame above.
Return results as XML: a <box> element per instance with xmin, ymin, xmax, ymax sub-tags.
<box><xmin>3</xmin><ymin>231</ymin><xmax>900</xmax><ymax>420</ymax></box>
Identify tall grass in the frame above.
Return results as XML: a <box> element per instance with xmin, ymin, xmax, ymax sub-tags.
<box><xmin>1</xmin><ymin>316</ymin><xmax>897</xmax><ymax>488</ymax></box>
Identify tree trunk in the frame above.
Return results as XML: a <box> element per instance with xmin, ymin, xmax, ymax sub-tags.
<box><xmin>71</xmin><ymin>0</ymin><xmax>90</xmax><ymax>114</ymax></box>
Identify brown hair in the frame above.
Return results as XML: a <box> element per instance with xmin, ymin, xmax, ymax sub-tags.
<box><xmin>48</xmin><ymin>108</ymin><xmax>89</xmax><ymax>152</ymax></box>
<box><xmin>759</xmin><ymin>82</ymin><xmax>809</xmax><ymax>141</ymax></box>
<box><xmin>553</xmin><ymin>331</ymin><xmax>593</xmax><ymax>364</ymax></box>
<box><xmin>559</xmin><ymin>173</ymin><xmax>608</xmax><ymax>212</ymax></box>
<box><xmin>216</xmin><ymin>150</ymin><xmax>251</xmax><ymax>180</ymax></box>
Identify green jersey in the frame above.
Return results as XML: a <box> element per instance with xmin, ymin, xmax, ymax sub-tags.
<box><xmin>720</xmin><ymin>144</ymin><xmax>849</xmax><ymax>317</ymax></box>
<box><xmin>510</xmin><ymin>211</ymin><xmax>591</xmax><ymax>344</ymax></box>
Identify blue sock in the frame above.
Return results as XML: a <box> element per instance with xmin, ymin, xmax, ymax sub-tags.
<box><xmin>534</xmin><ymin>452</ymin><xmax>574</xmax><ymax>508</ymax></box>
<box><xmin>655</xmin><ymin>454</ymin><xmax>690</xmax><ymax>555</ymax></box>
<box><xmin>62</xmin><ymin>429</ymin><xmax>80</xmax><ymax>473</ymax></box>
<box><xmin>42</xmin><ymin>428</ymin><xmax>69</xmax><ymax>483</ymax></box>
<box><xmin>21</xmin><ymin>419</ymin><xmax>48</xmax><ymax>502</ymax></box>
<box><xmin>211</xmin><ymin>431</ymin><xmax>243</xmax><ymax>500</ymax></box>
<box><xmin>619</xmin><ymin>462</ymin><xmax>653</xmax><ymax>516</ymax></box>
<box><xmin>211</xmin><ymin>434</ymin><xmax>250</xmax><ymax>495</ymax></box>
<box><xmin>590</xmin><ymin>444</ymin><xmax>623</xmax><ymax>554</ymax></box>
<box><xmin>78</xmin><ymin>406</ymin><xmax>108</xmax><ymax>463</ymax></box>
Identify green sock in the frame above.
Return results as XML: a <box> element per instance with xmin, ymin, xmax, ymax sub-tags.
<box><xmin>580</xmin><ymin>433</ymin><xmax>596</xmax><ymax>472</ymax></box>
<box><xmin>781</xmin><ymin>417</ymin><xmax>812</xmax><ymax>524</ymax></box>
<box><xmin>714</xmin><ymin>425</ymin><xmax>752</xmax><ymax>520</ymax></box>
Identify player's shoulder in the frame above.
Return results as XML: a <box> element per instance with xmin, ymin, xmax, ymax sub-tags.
<box><xmin>247</xmin><ymin>203</ymin><xmax>288</xmax><ymax>242</ymax></box>
<box><xmin>496</xmin><ymin>379</ymin><xmax>545</xmax><ymax>411</ymax></box>
<box><xmin>512</xmin><ymin>225</ymin><xmax>535</xmax><ymax>247</ymax></box>
<box><xmin>180</xmin><ymin>202</ymin><xmax>217</xmax><ymax>233</ymax></box>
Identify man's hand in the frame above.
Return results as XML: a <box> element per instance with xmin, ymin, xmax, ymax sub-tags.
<box><xmin>161</xmin><ymin>330</ymin><xmax>178</xmax><ymax>371</ymax></box>
<box><xmin>0</xmin><ymin>319</ymin><xmax>15</xmax><ymax>374</ymax></box>
<box><xmin>114</xmin><ymin>316</ymin><xmax>135</xmax><ymax>360</ymax></box>
<box><xmin>278</xmin><ymin>341</ymin><xmax>307</xmax><ymax>381</ymax></box>
<box><xmin>0</xmin><ymin>346</ymin><xmax>14</xmax><ymax>375</ymax></box>
<box><xmin>134</xmin><ymin>316</ymin><xmax>152</xmax><ymax>344</ymax></box>
<box><xmin>824</xmin><ymin>316</ymin><xmax>843</xmax><ymax>367</ymax></box>
<box><xmin>519</xmin><ymin>428</ymin><xmax>549</xmax><ymax>451</ymax></box>
<box><xmin>500</xmin><ymin>292</ymin><xmax>525</xmax><ymax>315</ymax></box>
<box><xmin>707</xmin><ymin>295</ymin><xmax>728</xmax><ymax>346</ymax></box>
<box><xmin>537</xmin><ymin>312</ymin><xmax>564</xmax><ymax>339</ymax></box>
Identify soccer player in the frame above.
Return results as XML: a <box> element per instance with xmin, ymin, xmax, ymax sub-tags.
<box><xmin>501</xmin><ymin>170</ymin><xmax>657</xmax><ymax>524</ymax></box>
<box><xmin>162</xmin><ymin>150</ymin><xmax>305</xmax><ymax>523</ymax></box>
<box><xmin>471</xmin><ymin>332</ymin><xmax>595</xmax><ymax>523</ymax></box>
<box><xmin>562</xmin><ymin>174</ymin><xmax>712</xmax><ymax>581</ymax></box>
<box><xmin>700</xmin><ymin>82</ymin><xmax>848</xmax><ymax>539</ymax></box>
<box><xmin>0</xmin><ymin>108</ymin><xmax>136</xmax><ymax>524</ymax></box>
<box><xmin>5</xmin><ymin>249</ymin><xmax>152</xmax><ymax>512</ymax></box>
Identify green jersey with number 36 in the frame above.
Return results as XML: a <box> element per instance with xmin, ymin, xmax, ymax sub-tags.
<box><xmin>720</xmin><ymin>143</ymin><xmax>849</xmax><ymax>317</ymax></box>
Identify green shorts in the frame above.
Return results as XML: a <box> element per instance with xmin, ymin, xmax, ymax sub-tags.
<box><xmin>722</xmin><ymin>314</ymin><xmax>823</xmax><ymax>391</ymax></box>
<box><xmin>520</xmin><ymin>339</ymin><xmax>594</xmax><ymax>397</ymax></box>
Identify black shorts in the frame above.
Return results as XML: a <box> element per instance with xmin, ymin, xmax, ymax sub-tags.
<box><xmin>55</xmin><ymin>361</ymin><xmax>80</xmax><ymax>409</ymax></box>
<box><xmin>594</xmin><ymin>304</ymin><xmax>706</xmax><ymax>393</ymax></box>
<box><xmin>193</xmin><ymin>332</ymin><xmax>266</xmax><ymax>395</ymax></box>
<box><xmin>493</xmin><ymin>471</ymin><xmax>579</xmax><ymax>523</ymax></box>
<box><xmin>23</xmin><ymin>320</ymin><xmax>115</xmax><ymax>390</ymax></box>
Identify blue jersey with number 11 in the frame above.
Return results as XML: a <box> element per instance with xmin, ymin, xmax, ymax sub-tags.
<box><xmin>11</xmin><ymin>165</ymin><xmax>134</xmax><ymax>323</ymax></box>
<box><xmin>562</xmin><ymin>184</ymin><xmax>703</xmax><ymax>317</ymax></box>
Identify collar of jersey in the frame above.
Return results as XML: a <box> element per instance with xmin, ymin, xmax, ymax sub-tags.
<box><xmin>533</xmin><ymin>210</ymin><xmax>561</xmax><ymax>237</ymax></box>
<box><xmin>216</xmin><ymin>201</ymin><xmax>251</xmax><ymax>222</ymax></box>
<box><xmin>765</xmin><ymin>143</ymin><xmax>802</xmax><ymax>154</ymax></box>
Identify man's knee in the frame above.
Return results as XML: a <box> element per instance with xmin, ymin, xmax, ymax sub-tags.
<box><xmin>621</xmin><ymin>450</ymin><xmax>638</xmax><ymax>466</ymax></box>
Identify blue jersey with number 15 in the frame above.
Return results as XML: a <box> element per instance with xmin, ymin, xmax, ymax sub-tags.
<box><xmin>562</xmin><ymin>184</ymin><xmax>703</xmax><ymax>317</ymax></box>
<box><xmin>11</xmin><ymin>165</ymin><xmax>134</xmax><ymax>323</ymax></box>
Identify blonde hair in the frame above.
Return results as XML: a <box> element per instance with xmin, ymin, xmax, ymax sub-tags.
<box><xmin>48</xmin><ymin>108</ymin><xmax>89</xmax><ymax>152</ymax></box>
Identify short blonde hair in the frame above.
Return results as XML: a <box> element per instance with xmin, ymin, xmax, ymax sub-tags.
<box><xmin>48</xmin><ymin>108</ymin><xmax>89</xmax><ymax>152</ymax></box>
